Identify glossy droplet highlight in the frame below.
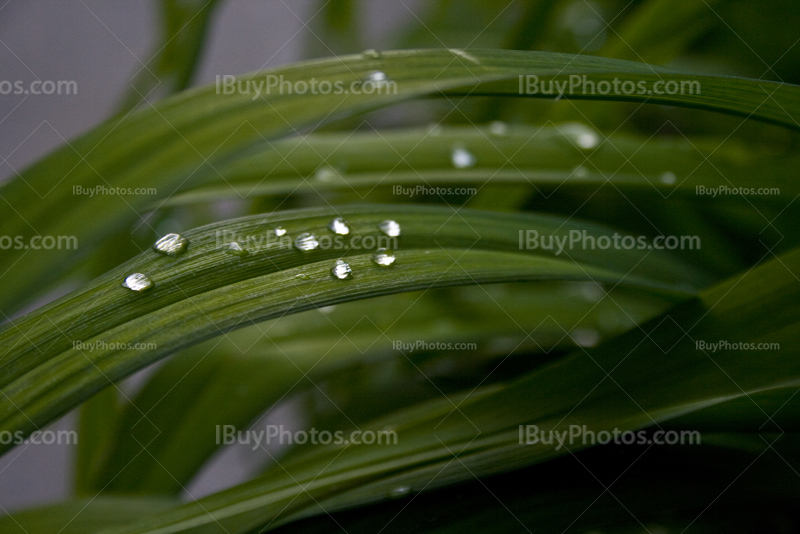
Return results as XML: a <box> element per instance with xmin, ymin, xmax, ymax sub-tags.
<box><xmin>362</xmin><ymin>70</ymin><xmax>392</xmax><ymax>88</ymax></box>
<box><xmin>372</xmin><ymin>248</ymin><xmax>396</xmax><ymax>267</ymax></box>
<box><xmin>122</xmin><ymin>273</ymin><xmax>154</xmax><ymax>292</ymax></box>
<box><xmin>328</xmin><ymin>217</ymin><xmax>350</xmax><ymax>235</ymax></box>
<box><xmin>379</xmin><ymin>220</ymin><xmax>401</xmax><ymax>237</ymax></box>
<box><xmin>660</xmin><ymin>171</ymin><xmax>677</xmax><ymax>185</ymax></box>
<box><xmin>571</xmin><ymin>328</ymin><xmax>600</xmax><ymax>348</ymax></box>
<box><xmin>223</xmin><ymin>242</ymin><xmax>247</xmax><ymax>256</ymax></box>
<box><xmin>451</xmin><ymin>147</ymin><xmax>477</xmax><ymax>169</ymax></box>
<box><xmin>294</xmin><ymin>233</ymin><xmax>320</xmax><ymax>251</ymax></box>
<box><xmin>489</xmin><ymin>121</ymin><xmax>508</xmax><ymax>136</ymax></box>
<box><xmin>561</xmin><ymin>123</ymin><xmax>600</xmax><ymax>150</ymax></box>
<box><xmin>315</xmin><ymin>166</ymin><xmax>339</xmax><ymax>182</ymax></box>
<box><xmin>153</xmin><ymin>233</ymin><xmax>189</xmax><ymax>256</ymax></box>
<box><xmin>387</xmin><ymin>486</ymin><xmax>411</xmax><ymax>499</ymax></box>
<box><xmin>274</xmin><ymin>226</ymin><xmax>287</xmax><ymax>237</ymax></box>
<box><xmin>331</xmin><ymin>260</ymin><xmax>353</xmax><ymax>280</ymax></box>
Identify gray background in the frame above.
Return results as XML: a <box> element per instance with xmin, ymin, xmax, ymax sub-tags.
<box><xmin>0</xmin><ymin>0</ymin><xmax>420</xmax><ymax>512</ymax></box>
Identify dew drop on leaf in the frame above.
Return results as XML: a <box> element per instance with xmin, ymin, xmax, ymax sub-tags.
<box><xmin>328</xmin><ymin>217</ymin><xmax>350</xmax><ymax>235</ymax></box>
<box><xmin>379</xmin><ymin>220</ymin><xmax>401</xmax><ymax>237</ymax></box>
<box><xmin>223</xmin><ymin>242</ymin><xmax>248</xmax><ymax>256</ymax></box>
<box><xmin>372</xmin><ymin>248</ymin><xmax>396</xmax><ymax>267</ymax></box>
<box><xmin>122</xmin><ymin>273</ymin><xmax>154</xmax><ymax>292</ymax></box>
<box><xmin>153</xmin><ymin>233</ymin><xmax>189</xmax><ymax>256</ymax></box>
<box><xmin>294</xmin><ymin>233</ymin><xmax>320</xmax><ymax>251</ymax></box>
<box><xmin>331</xmin><ymin>260</ymin><xmax>353</xmax><ymax>280</ymax></box>
<box><xmin>451</xmin><ymin>147</ymin><xmax>477</xmax><ymax>169</ymax></box>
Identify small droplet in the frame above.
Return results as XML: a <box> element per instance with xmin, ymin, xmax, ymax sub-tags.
<box><xmin>561</xmin><ymin>123</ymin><xmax>600</xmax><ymax>150</ymax></box>
<box><xmin>223</xmin><ymin>242</ymin><xmax>248</xmax><ymax>256</ymax></box>
<box><xmin>660</xmin><ymin>171</ymin><xmax>677</xmax><ymax>185</ymax></box>
<box><xmin>379</xmin><ymin>220</ymin><xmax>401</xmax><ymax>237</ymax></box>
<box><xmin>315</xmin><ymin>166</ymin><xmax>339</xmax><ymax>182</ymax></box>
<box><xmin>372</xmin><ymin>248</ymin><xmax>396</xmax><ymax>267</ymax></box>
<box><xmin>571</xmin><ymin>328</ymin><xmax>600</xmax><ymax>348</ymax></box>
<box><xmin>387</xmin><ymin>486</ymin><xmax>412</xmax><ymax>499</ymax></box>
<box><xmin>295</xmin><ymin>273</ymin><xmax>311</xmax><ymax>281</ymax></box>
<box><xmin>489</xmin><ymin>121</ymin><xmax>508</xmax><ymax>136</ymax></box>
<box><xmin>274</xmin><ymin>226</ymin><xmax>287</xmax><ymax>237</ymax></box>
<box><xmin>362</xmin><ymin>70</ymin><xmax>391</xmax><ymax>87</ymax></box>
<box><xmin>122</xmin><ymin>273</ymin><xmax>154</xmax><ymax>292</ymax></box>
<box><xmin>331</xmin><ymin>260</ymin><xmax>353</xmax><ymax>280</ymax></box>
<box><xmin>328</xmin><ymin>217</ymin><xmax>350</xmax><ymax>236</ymax></box>
<box><xmin>294</xmin><ymin>233</ymin><xmax>320</xmax><ymax>251</ymax></box>
<box><xmin>572</xmin><ymin>165</ymin><xmax>590</xmax><ymax>179</ymax></box>
<box><xmin>361</xmin><ymin>49</ymin><xmax>382</xmax><ymax>59</ymax></box>
<box><xmin>452</xmin><ymin>147</ymin><xmax>477</xmax><ymax>169</ymax></box>
<box><xmin>153</xmin><ymin>233</ymin><xmax>189</xmax><ymax>256</ymax></box>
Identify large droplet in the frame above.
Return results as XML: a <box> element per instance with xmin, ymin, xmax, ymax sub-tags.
<box><xmin>331</xmin><ymin>260</ymin><xmax>353</xmax><ymax>280</ymax></box>
<box><xmin>153</xmin><ymin>233</ymin><xmax>189</xmax><ymax>256</ymax></box>
<box><xmin>274</xmin><ymin>226</ymin><xmax>287</xmax><ymax>237</ymax></box>
<box><xmin>372</xmin><ymin>248</ymin><xmax>396</xmax><ymax>267</ymax></box>
<box><xmin>660</xmin><ymin>171</ymin><xmax>677</xmax><ymax>185</ymax></box>
<box><xmin>122</xmin><ymin>273</ymin><xmax>154</xmax><ymax>292</ymax></box>
<box><xmin>328</xmin><ymin>217</ymin><xmax>350</xmax><ymax>235</ymax></box>
<box><xmin>294</xmin><ymin>233</ymin><xmax>320</xmax><ymax>251</ymax></box>
<box><xmin>451</xmin><ymin>147</ymin><xmax>477</xmax><ymax>169</ymax></box>
<box><xmin>387</xmin><ymin>486</ymin><xmax>412</xmax><ymax>499</ymax></box>
<box><xmin>379</xmin><ymin>220</ymin><xmax>401</xmax><ymax>237</ymax></box>
<box><xmin>223</xmin><ymin>242</ymin><xmax>248</xmax><ymax>256</ymax></box>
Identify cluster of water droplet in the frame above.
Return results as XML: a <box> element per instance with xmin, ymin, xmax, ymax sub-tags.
<box><xmin>123</xmin><ymin>219</ymin><xmax>402</xmax><ymax>291</ymax></box>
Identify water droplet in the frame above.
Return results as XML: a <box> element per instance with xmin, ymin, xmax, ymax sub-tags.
<box><xmin>362</xmin><ymin>70</ymin><xmax>391</xmax><ymax>87</ymax></box>
<box><xmin>372</xmin><ymin>248</ymin><xmax>396</xmax><ymax>267</ymax></box>
<box><xmin>452</xmin><ymin>147</ymin><xmax>477</xmax><ymax>169</ymax></box>
<box><xmin>571</xmin><ymin>328</ymin><xmax>600</xmax><ymax>348</ymax></box>
<box><xmin>295</xmin><ymin>273</ymin><xmax>311</xmax><ymax>281</ymax></box>
<box><xmin>331</xmin><ymin>260</ymin><xmax>353</xmax><ymax>280</ymax></box>
<box><xmin>660</xmin><ymin>171</ymin><xmax>677</xmax><ymax>185</ymax></box>
<box><xmin>319</xmin><ymin>305</ymin><xmax>337</xmax><ymax>314</ymax></box>
<box><xmin>122</xmin><ymin>273</ymin><xmax>154</xmax><ymax>292</ymax></box>
<box><xmin>379</xmin><ymin>220</ymin><xmax>401</xmax><ymax>237</ymax></box>
<box><xmin>572</xmin><ymin>165</ymin><xmax>590</xmax><ymax>179</ymax></box>
<box><xmin>294</xmin><ymin>233</ymin><xmax>320</xmax><ymax>251</ymax></box>
<box><xmin>274</xmin><ymin>226</ymin><xmax>287</xmax><ymax>237</ymax></box>
<box><xmin>153</xmin><ymin>233</ymin><xmax>189</xmax><ymax>256</ymax></box>
<box><xmin>361</xmin><ymin>49</ymin><xmax>382</xmax><ymax>59</ymax></box>
<box><xmin>223</xmin><ymin>242</ymin><xmax>248</xmax><ymax>256</ymax></box>
<box><xmin>328</xmin><ymin>217</ymin><xmax>350</xmax><ymax>235</ymax></box>
<box><xmin>315</xmin><ymin>166</ymin><xmax>339</xmax><ymax>182</ymax></box>
<box><xmin>387</xmin><ymin>486</ymin><xmax>411</xmax><ymax>499</ymax></box>
<box><xmin>561</xmin><ymin>123</ymin><xmax>600</xmax><ymax>150</ymax></box>
<box><xmin>489</xmin><ymin>121</ymin><xmax>508</xmax><ymax>136</ymax></box>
